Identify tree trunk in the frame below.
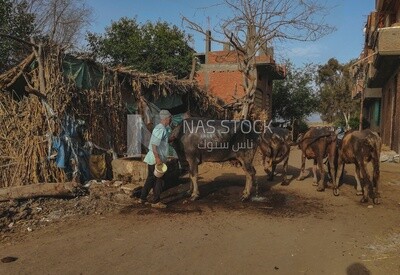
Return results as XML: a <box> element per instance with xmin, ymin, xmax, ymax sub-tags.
<box><xmin>239</xmin><ymin>24</ymin><xmax>257</xmax><ymax>119</ymax></box>
<box><xmin>343</xmin><ymin>112</ymin><xmax>350</xmax><ymax>130</ymax></box>
<box><xmin>291</xmin><ymin>118</ymin><xmax>296</xmax><ymax>141</ymax></box>
<box><xmin>239</xmin><ymin>65</ymin><xmax>257</xmax><ymax>119</ymax></box>
<box><xmin>0</xmin><ymin>182</ymin><xmax>80</xmax><ymax>202</ymax></box>
<box><xmin>189</xmin><ymin>56</ymin><xmax>197</xmax><ymax>81</ymax></box>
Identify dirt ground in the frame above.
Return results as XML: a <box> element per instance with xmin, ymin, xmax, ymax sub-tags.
<box><xmin>1</xmin><ymin>148</ymin><xmax>400</xmax><ymax>274</ymax></box>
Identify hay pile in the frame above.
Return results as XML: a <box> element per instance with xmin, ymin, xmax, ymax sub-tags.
<box><xmin>0</xmin><ymin>44</ymin><xmax>225</xmax><ymax>187</ymax></box>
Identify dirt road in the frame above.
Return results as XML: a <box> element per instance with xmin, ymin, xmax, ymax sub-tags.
<box><xmin>1</xmin><ymin>148</ymin><xmax>400</xmax><ymax>274</ymax></box>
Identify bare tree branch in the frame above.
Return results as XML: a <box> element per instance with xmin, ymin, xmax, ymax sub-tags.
<box><xmin>182</xmin><ymin>0</ymin><xmax>335</xmax><ymax>118</ymax></box>
<box><xmin>15</xmin><ymin>0</ymin><xmax>93</xmax><ymax>49</ymax></box>
<box><xmin>0</xmin><ymin>33</ymin><xmax>37</xmax><ymax>48</ymax></box>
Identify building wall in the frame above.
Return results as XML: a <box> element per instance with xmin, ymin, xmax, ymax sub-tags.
<box><xmin>195</xmin><ymin>49</ymin><xmax>273</xmax><ymax>113</ymax></box>
<box><xmin>196</xmin><ymin>70</ymin><xmax>245</xmax><ymax>103</ymax></box>
<box><xmin>360</xmin><ymin>0</ymin><xmax>400</xmax><ymax>153</ymax></box>
<box><xmin>256</xmin><ymin>69</ymin><xmax>272</xmax><ymax>117</ymax></box>
<box><xmin>380</xmin><ymin>70</ymin><xmax>400</xmax><ymax>152</ymax></box>
<box><xmin>393</xmin><ymin>71</ymin><xmax>400</xmax><ymax>152</ymax></box>
<box><xmin>380</xmin><ymin>77</ymin><xmax>394</xmax><ymax>147</ymax></box>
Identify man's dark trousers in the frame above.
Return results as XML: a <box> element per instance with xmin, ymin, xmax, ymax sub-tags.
<box><xmin>140</xmin><ymin>164</ymin><xmax>164</xmax><ymax>203</ymax></box>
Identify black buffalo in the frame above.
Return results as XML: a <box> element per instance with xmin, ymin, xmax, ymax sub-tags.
<box><xmin>171</xmin><ymin>118</ymin><xmax>267</xmax><ymax>201</ymax></box>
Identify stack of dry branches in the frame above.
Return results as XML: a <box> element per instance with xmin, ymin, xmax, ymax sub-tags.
<box><xmin>0</xmin><ymin>45</ymin><xmax>225</xmax><ymax>188</ymax></box>
<box><xmin>0</xmin><ymin>46</ymin><xmax>128</xmax><ymax>187</ymax></box>
<box><xmin>118</xmin><ymin>67</ymin><xmax>226</xmax><ymax>118</ymax></box>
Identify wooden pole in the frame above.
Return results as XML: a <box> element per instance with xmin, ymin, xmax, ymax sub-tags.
<box><xmin>0</xmin><ymin>182</ymin><xmax>80</xmax><ymax>202</ymax></box>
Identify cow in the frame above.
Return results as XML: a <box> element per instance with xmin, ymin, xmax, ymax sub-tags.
<box><xmin>170</xmin><ymin>118</ymin><xmax>267</xmax><ymax>201</ymax></box>
<box><xmin>295</xmin><ymin>126</ymin><xmax>337</xmax><ymax>192</ymax></box>
<box><xmin>258</xmin><ymin>127</ymin><xmax>292</xmax><ymax>185</ymax></box>
<box><xmin>333</xmin><ymin>129</ymin><xmax>381</xmax><ymax>204</ymax></box>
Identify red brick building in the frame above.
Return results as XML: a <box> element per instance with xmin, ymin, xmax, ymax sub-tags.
<box><xmin>195</xmin><ymin>32</ymin><xmax>285</xmax><ymax>119</ymax></box>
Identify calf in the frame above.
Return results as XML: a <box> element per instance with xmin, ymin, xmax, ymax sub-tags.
<box><xmin>259</xmin><ymin>127</ymin><xmax>291</xmax><ymax>185</ymax></box>
<box><xmin>333</xmin><ymin>129</ymin><xmax>381</xmax><ymax>204</ymax></box>
<box><xmin>296</xmin><ymin>126</ymin><xmax>337</xmax><ymax>192</ymax></box>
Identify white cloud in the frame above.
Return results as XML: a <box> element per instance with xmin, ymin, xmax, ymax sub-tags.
<box><xmin>289</xmin><ymin>45</ymin><xmax>322</xmax><ymax>58</ymax></box>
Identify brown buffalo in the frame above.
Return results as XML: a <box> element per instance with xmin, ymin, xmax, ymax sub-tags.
<box><xmin>296</xmin><ymin>126</ymin><xmax>337</xmax><ymax>192</ymax></box>
<box><xmin>259</xmin><ymin>127</ymin><xmax>292</xmax><ymax>185</ymax></box>
<box><xmin>333</xmin><ymin>129</ymin><xmax>381</xmax><ymax>204</ymax></box>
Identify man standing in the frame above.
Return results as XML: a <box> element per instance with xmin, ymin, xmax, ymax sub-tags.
<box><xmin>138</xmin><ymin>109</ymin><xmax>172</xmax><ymax>208</ymax></box>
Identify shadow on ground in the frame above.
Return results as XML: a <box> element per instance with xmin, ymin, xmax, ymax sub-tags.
<box><xmin>121</xmin><ymin>164</ymin><xmax>327</xmax><ymax>218</ymax></box>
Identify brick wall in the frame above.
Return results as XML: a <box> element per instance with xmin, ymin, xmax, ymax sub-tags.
<box><xmin>196</xmin><ymin>70</ymin><xmax>245</xmax><ymax>103</ymax></box>
<box><xmin>196</xmin><ymin>49</ymin><xmax>272</xmax><ymax>104</ymax></box>
<box><xmin>206</xmin><ymin>50</ymin><xmax>271</xmax><ymax>65</ymax></box>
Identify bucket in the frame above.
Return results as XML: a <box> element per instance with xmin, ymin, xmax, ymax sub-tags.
<box><xmin>154</xmin><ymin>163</ymin><xmax>168</xmax><ymax>178</ymax></box>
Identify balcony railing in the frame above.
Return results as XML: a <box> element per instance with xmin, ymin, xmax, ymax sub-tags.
<box><xmin>377</xmin><ymin>26</ymin><xmax>400</xmax><ymax>55</ymax></box>
<box><xmin>366</xmin><ymin>26</ymin><xmax>400</xmax><ymax>87</ymax></box>
<box><xmin>364</xmin><ymin>88</ymin><xmax>382</xmax><ymax>98</ymax></box>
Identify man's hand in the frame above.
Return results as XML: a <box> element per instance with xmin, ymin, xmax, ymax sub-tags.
<box><xmin>155</xmin><ymin>157</ymin><xmax>162</xmax><ymax>165</ymax></box>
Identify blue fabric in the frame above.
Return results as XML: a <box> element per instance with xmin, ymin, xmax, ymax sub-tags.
<box><xmin>51</xmin><ymin>137</ymin><xmax>66</xmax><ymax>168</ymax></box>
<box><xmin>50</xmin><ymin>116</ymin><xmax>92</xmax><ymax>182</ymax></box>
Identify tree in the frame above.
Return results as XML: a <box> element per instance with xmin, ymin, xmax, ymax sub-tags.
<box><xmin>316</xmin><ymin>58</ymin><xmax>359</xmax><ymax>129</ymax></box>
<box><xmin>86</xmin><ymin>18</ymin><xmax>194</xmax><ymax>79</ymax></box>
<box><xmin>0</xmin><ymin>0</ymin><xmax>35</xmax><ymax>72</ymax></box>
<box><xmin>272</xmin><ymin>60</ymin><xmax>318</xmax><ymax>131</ymax></box>
<box><xmin>17</xmin><ymin>0</ymin><xmax>92</xmax><ymax>48</ymax></box>
<box><xmin>183</xmin><ymin>0</ymin><xmax>335</xmax><ymax>119</ymax></box>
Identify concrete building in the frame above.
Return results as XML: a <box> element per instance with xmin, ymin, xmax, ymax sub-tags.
<box><xmin>353</xmin><ymin>0</ymin><xmax>400</xmax><ymax>152</ymax></box>
<box><xmin>195</xmin><ymin>31</ymin><xmax>285</xmax><ymax>119</ymax></box>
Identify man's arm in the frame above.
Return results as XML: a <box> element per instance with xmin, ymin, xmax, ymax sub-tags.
<box><xmin>152</xmin><ymin>144</ymin><xmax>162</xmax><ymax>165</ymax></box>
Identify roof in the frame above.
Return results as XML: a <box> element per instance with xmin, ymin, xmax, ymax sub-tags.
<box><xmin>0</xmin><ymin>49</ymin><xmax>225</xmax><ymax>118</ymax></box>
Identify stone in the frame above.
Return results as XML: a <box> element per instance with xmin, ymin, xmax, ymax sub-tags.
<box><xmin>111</xmin><ymin>157</ymin><xmax>148</xmax><ymax>184</ymax></box>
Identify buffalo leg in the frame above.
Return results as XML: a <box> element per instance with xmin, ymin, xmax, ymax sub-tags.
<box><xmin>297</xmin><ymin>153</ymin><xmax>307</xmax><ymax>181</ymax></box>
<box><xmin>281</xmin><ymin>156</ymin><xmax>289</xmax><ymax>186</ymax></box>
<box><xmin>316</xmin><ymin>157</ymin><xmax>325</xmax><ymax>192</ymax></box>
<box><xmin>358</xmin><ymin>160</ymin><xmax>370</xmax><ymax>203</ymax></box>
<box><xmin>187</xmin><ymin>159</ymin><xmax>199</xmax><ymax>200</ymax></box>
<box><xmin>312</xmin><ymin>160</ymin><xmax>318</xmax><ymax>186</ymax></box>
<box><xmin>333</xmin><ymin>156</ymin><xmax>344</xmax><ymax>196</ymax></box>
<box><xmin>239</xmin><ymin>160</ymin><xmax>255</xmax><ymax>201</ymax></box>
<box><xmin>354</xmin><ymin>165</ymin><xmax>363</xmax><ymax>196</ymax></box>
<box><xmin>187</xmin><ymin>179</ymin><xmax>193</xmax><ymax>196</ymax></box>
<box><xmin>270</xmin><ymin>164</ymin><xmax>277</xmax><ymax>181</ymax></box>
<box><xmin>371</xmin><ymin>154</ymin><xmax>380</xmax><ymax>204</ymax></box>
<box><xmin>326</xmin><ymin>160</ymin><xmax>333</xmax><ymax>184</ymax></box>
<box><xmin>263</xmin><ymin>156</ymin><xmax>273</xmax><ymax>180</ymax></box>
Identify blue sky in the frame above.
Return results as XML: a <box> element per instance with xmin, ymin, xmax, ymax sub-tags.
<box><xmin>85</xmin><ymin>0</ymin><xmax>375</xmax><ymax>66</ymax></box>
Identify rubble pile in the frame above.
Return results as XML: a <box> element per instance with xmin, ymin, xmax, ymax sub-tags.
<box><xmin>0</xmin><ymin>181</ymin><xmax>135</xmax><ymax>244</ymax></box>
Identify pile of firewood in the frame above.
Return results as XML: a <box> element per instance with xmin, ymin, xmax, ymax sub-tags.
<box><xmin>0</xmin><ymin>45</ymin><xmax>128</xmax><ymax>187</ymax></box>
<box><xmin>0</xmin><ymin>43</ymin><xmax>226</xmax><ymax>189</ymax></box>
